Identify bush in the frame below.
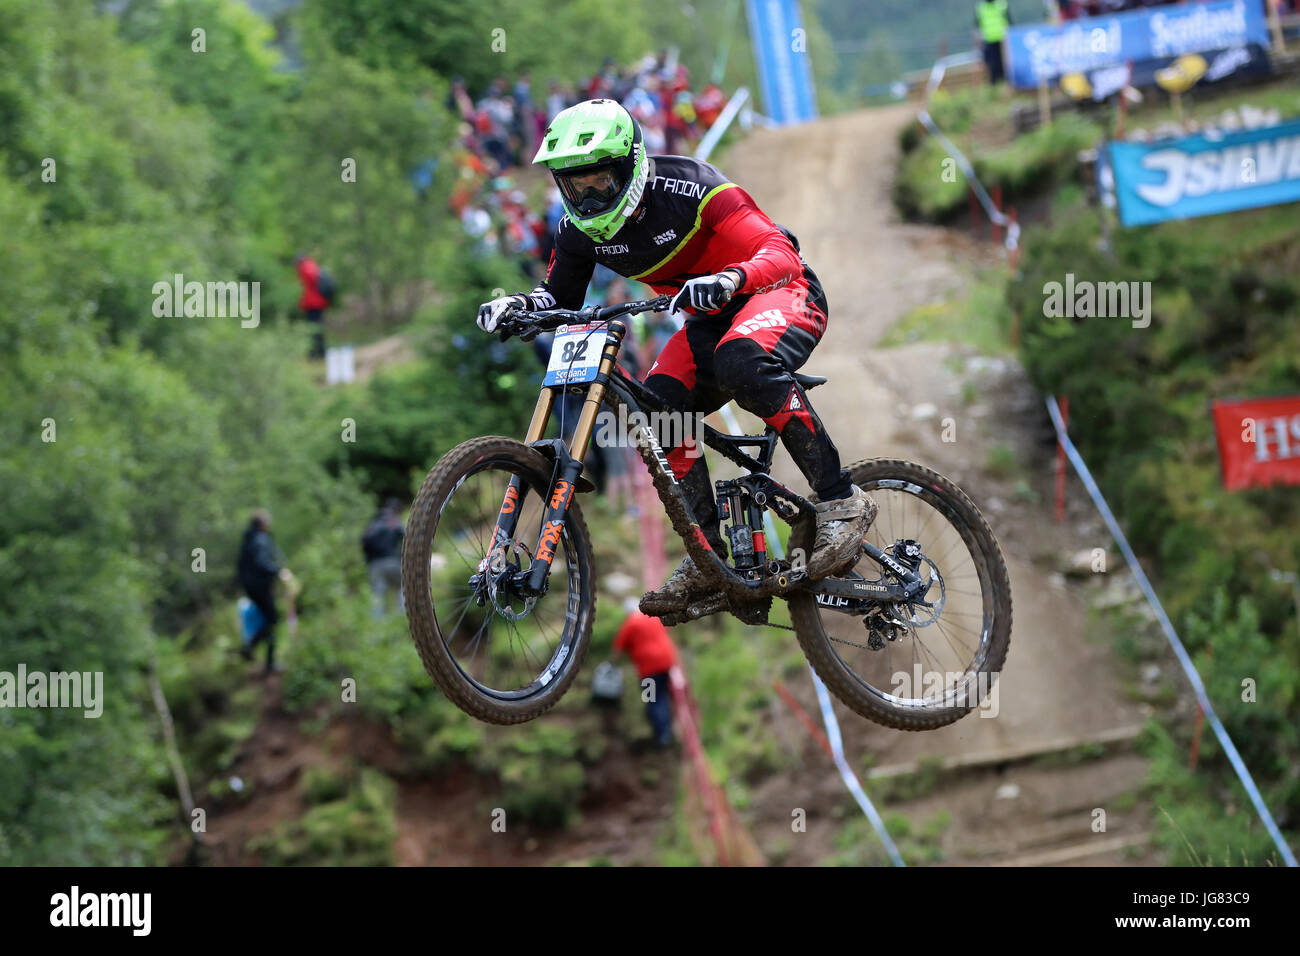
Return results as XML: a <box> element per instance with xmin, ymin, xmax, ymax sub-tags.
<box><xmin>248</xmin><ymin>767</ymin><xmax>397</xmax><ymax>866</ymax></box>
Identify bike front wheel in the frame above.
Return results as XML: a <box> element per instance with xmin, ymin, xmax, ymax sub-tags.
<box><xmin>402</xmin><ymin>436</ymin><xmax>595</xmax><ymax>724</ymax></box>
<box><xmin>789</xmin><ymin>458</ymin><xmax>1012</xmax><ymax>731</ymax></box>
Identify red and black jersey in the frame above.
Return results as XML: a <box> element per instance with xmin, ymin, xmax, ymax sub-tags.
<box><xmin>525</xmin><ymin>155</ymin><xmax>809</xmax><ymax>316</ymax></box>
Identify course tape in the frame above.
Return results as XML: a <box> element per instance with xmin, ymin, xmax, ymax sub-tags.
<box><xmin>1046</xmin><ymin>395</ymin><xmax>1297</xmax><ymax>867</ymax></box>
<box><xmin>917</xmin><ymin>108</ymin><xmax>1020</xmax><ymax>253</ymax></box>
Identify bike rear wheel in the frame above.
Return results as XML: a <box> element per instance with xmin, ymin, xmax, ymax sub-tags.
<box><xmin>789</xmin><ymin>458</ymin><xmax>1012</xmax><ymax>731</ymax></box>
<box><xmin>402</xmin><ymin>436</ymin><xmax>595</xmax><ymax>724</ymax></box>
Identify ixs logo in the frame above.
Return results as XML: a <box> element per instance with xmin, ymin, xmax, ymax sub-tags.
<box><xmin>594</xmin><ymin>243</ymin><xmax>630</xmax><ymax>256</ymax></box>
<box><xmin>734</xmin><ymin>309</ymin><xmax>787</xmax><ymax>336</ymax></box>
<box><xmin>652</xmin><ymin>229</ymin><xmax>678</xmax><ymax>245</ymax></box>
<box><xmin>50</xmin><ymin>886</ymin><xmax>151</xmax><ymax>936</ymax></box>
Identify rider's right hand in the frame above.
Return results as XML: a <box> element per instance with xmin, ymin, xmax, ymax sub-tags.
<box><xmin>477</xmin><ymin>294</ymin><xmax>528</xmax><ymax>333</ymax></box>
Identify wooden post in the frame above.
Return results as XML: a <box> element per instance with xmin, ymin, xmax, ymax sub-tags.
<box><xmin>1116</xmin><ymin>84</ymin><xmax>1129</xmax><ymax>140</ymax></box>
<box><xmin>1190</xmin><ymin>644</ymin><xmax>1212</xmax><ymax>770</ymax></box>
<box><xmin>1268</xmin><ymin>0</ymin><xmax>1287</xmax><ymax>54</ymax></box>
<box><xmin>1171</xmin><ymin>89</ymin><xmax>1183</xmax><ymax>125</ymax></box>
<box><xmin>1055</xmin><ymin>396</ymin><xmax>1069</xmax><ymax>523</ymax></box>
<box><xmin>1037</xmin><ymin>78</ymin><xmax>1052</xmax><ymax>128</ymax></box>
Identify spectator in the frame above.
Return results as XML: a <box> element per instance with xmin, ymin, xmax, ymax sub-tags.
<box><xmin>362</xmin><ymin>498</ymin><xmax>405</xmax><ymax>617</ymax></box>
<box><xmin>236</xmin><ymin>509</ymin><xmax>292</xmax><ymax>674</ymax></box>
<box><xmin>694</xmin><ymin>83</ymin><xmax>726</xmax><ymax>130</ymax></box>
<box><xmin>447</xmin><ymin>76</ymin><xmax>474</xmax><ymax>121</ymax></box>
<box><xmin>612</xmin><ymin>598</ymin><xmax>678</xmax><ymax>748</ymax></box>
<box><xmin>974</xmin><ymin>0</ymin><xmax>1013</xmax><ymax>86</ymax></box>
<box><xmin>295</xmin><ymin>253</ymin><xmax>332</xmax><ymax>360</ymax></box>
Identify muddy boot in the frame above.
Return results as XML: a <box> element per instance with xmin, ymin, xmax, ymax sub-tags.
<box><xmin>806</xmin><ymin>485</ymin><xmax>878</xmax><ymax>580</ymax></box>
<box><xmin>639</xmin><ymin>556</ymin><xmax>711</xmax><ymax>617</ymax></box>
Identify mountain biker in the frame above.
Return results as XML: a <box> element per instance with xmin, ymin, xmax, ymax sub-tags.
<box><xmin>476</xmin><ymin>98</ymin><xmax>876</xmax><ymax>616</ymax></box>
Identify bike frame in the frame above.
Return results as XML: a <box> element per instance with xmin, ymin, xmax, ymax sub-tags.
<box><xmin>485</xmin><ymin>301</ymin><xmax>927</xmax><ymax>609</ymax></box>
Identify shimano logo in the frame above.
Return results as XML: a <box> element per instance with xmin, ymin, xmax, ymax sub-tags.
<box><xmin>653</xmin><ymin>176</ymin><xmax>706</xmax><ymax>200</ymax></box>
<box><xmin>594</xmin><ymin>243</ymin><xmax>630</xmax><ymax>255</ymax></box>
<box><xmin>653</xmin><ymin>229</ymin><xmax>678</xmax><ymax>245</ymax></box>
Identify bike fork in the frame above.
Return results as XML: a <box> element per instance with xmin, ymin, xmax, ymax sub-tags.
<box><xmin>497</xmin><ymin>324</ymin><xmax>625</xmax><ymax>596</ymax></box>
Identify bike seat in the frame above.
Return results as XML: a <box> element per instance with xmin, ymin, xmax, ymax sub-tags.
<box><xmin>793</xmin><ymin>372</ymin><xmax>827</xmax><ymax>389</ymax></box>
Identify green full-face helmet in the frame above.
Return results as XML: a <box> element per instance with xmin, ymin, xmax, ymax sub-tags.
<box><xmin>533</xmin><ymin>99</ymin><xmax>652</xmax><ymax>243</ymax></box>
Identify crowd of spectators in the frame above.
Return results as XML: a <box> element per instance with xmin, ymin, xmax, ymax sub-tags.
<box><xmin>444</xmin><ymin>52</ymin><xmax>729</xmax><ymax>282</ymax></box>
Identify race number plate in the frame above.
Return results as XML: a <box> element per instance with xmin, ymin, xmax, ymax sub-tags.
<box><xmin>543</xmin><ymin>323</ymin><xmax>606</xmax><ymax>386</ymax></box>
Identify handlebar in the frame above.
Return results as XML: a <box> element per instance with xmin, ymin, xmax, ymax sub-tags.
<box><xmin>498</xmin><ymin>295</ymin><xmax>672</xmax><ymax>342</ymax></box>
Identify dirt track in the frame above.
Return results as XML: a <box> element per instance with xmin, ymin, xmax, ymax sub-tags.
<box><xmin>715</xmin><ymin>105</ymin><xmax>1157</xmax><ymax>864</ymax></box>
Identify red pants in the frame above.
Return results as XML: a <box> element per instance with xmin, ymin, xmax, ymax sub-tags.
<box><xmin>643</xmin><ymin>275</ymin><xmax>850</xmax><ymax>550</ymax></box>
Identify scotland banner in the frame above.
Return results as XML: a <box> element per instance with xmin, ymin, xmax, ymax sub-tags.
<box><xmin>1107</xmin><ymin>119</ymin><xmax>1300</xmax><ymax>227</ymax></box>
<box><xmin>745</xmin><ymin>0</ymin><xmax>818</xmax><ymax>126</ymax></box>
<box><xmin>1004</xmin><ymin>0</ymin><xmax>1271</xmax><ymax>90</ymax></box>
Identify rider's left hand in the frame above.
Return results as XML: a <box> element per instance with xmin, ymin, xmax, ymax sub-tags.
<box><xmin>670</xmin><ymin>270</ymin><xmax>741</xmax><ymax>314</ymax></box>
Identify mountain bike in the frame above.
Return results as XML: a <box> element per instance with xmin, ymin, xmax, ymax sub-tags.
<box><xmin>403</xmin><ymin>295</ymin><xmax>1012</xmax><ymax>731</ymax></box>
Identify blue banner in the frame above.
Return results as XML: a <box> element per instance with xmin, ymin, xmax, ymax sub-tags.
<box><xmin>1107</xmin><ymin>119</ymin><xmax>1300</xmax><ymax>227</ymax></box>
<box><xmin>1004</xmin><ymin>0</ymin><xmax>1270</xmax><ymax>89</ymax></box>
<box><xmin>745</xmin><ymin>0</ymin><xmax>817</xmax><ymax>126</ymax></box>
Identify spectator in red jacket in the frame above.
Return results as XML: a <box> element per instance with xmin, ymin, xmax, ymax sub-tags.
<box><xmin>295</xmin><ymin>253</ymin><xmax>330</xmax><ymax>359</ymax></box>
<box><xmin>612</xmin><ymin>598</ymin><xmax>678</xmax><ymax>747</ymax></box>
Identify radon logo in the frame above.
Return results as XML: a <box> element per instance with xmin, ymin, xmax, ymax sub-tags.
<box><xmin>50</xmin><ymin>886</ymin><xmax>151</xmax><ymax>936</ymax></box>
<box><xmin>594</xmin><ymin>243</ymin><xmax>630</xmax><ymax>255</ymax></box>
<box><xmin>734</xmin><ymin>309</ymin><xmax>786</xmax><ymax>336</ymax></box>
<box><xmin>653</xmin><ymin>176</ymin><xmax>706</xmax><ymax>199</ymax></box>
<box><xmin>653</xmin><ymin>229</ymin><xmax>677</xmax><ymax>245</ymax></box>
<box><xmin>754</xmin><ymin>276</ymin><xmax>791</xmax><ymax>294</ymax></box>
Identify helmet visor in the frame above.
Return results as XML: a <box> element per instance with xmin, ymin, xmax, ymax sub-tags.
<box><xmin>555</xmin><ymin>165</ymin><xmax>624</xmax><ymax>217</ymax></box>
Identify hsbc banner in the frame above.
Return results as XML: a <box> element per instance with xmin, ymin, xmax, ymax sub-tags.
<box><xmin>1004</xmin><ymin>0</ymin><xmax>1270</xmax><ymax>90</ymax></box>
<box><xmin>1211</xmin><ymin>395</ymin><xmax>1300</xmax><ymax>491</ymax></box>
<box><xmin>1106</xmin><ymin>119</ymin><xmax>1300</xmax><ymax>226</ymax></box>
<box><xmin>745</xmin><ymin>0</ymin><xmax>817</xmax><ymax>126</ymax></box>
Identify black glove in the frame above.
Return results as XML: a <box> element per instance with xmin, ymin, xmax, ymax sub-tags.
<box><xmin>670</xmin><ymin>270</ymin><xmax>741</xmax><ymax>314</ymax></box>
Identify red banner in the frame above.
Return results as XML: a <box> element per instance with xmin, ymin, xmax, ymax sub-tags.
<box><xmin>1211</xmin><ymin>396</ymin><xmax>1300</xmax><ymax>491</ymax></box>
